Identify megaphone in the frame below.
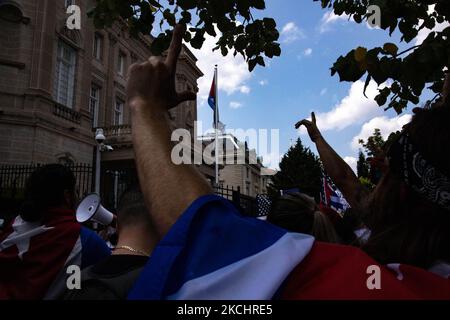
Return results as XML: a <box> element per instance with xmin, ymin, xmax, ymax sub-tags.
<box><xmin>76</xmin><ymin>193</ymin><xmax>115</xmax><ymax>226</ymax></box>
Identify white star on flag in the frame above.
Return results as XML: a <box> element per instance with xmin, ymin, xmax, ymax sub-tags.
<box><xmin>0</xmin><ymin>217</ymin><xmax>54</xmax><ymax>259</ymax></box>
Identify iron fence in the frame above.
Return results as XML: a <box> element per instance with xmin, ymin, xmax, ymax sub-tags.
<box><xmin>0</xmin><ymin>163</ymin><xmax>266</xmax><ymax>219</ymax></box>
<box><xmin>0</xmin><ymin>163</ymin><xmax>93</xmax><ymax>218</ymax></box>
<box><xmin>213</xmin><ymin>185</ymin><xmax>264</xmax><ymax>217</ymax></box>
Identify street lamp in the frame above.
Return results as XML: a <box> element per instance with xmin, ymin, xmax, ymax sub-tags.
<box><xmin>94</xmin><ymin>128</ymin><xmax>114</xmax><ymax>195</ymax></box>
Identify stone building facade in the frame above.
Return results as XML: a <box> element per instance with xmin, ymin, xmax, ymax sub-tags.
<box><xmin>219</xmin><ymin>153</ymin><xmax>275</xmax><ymax>197</ymax></box>
<box><xmin>209</xmin><ymin>134</ymin><xmax>276</xmax><ymax>197</ymax></box>
<box><xmin>0</xmin><ymin>0</ymin><xmax>214</xmax><ymax>183</ymax></box>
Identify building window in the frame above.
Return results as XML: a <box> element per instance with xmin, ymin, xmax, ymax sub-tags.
<box><xmin>54</xmin><ymin>40</ymin><xmax>76</xmax><ymax>109</ymax></box>
<box><xmin>89</xmin><ymin>85</ymin><xmax>100</xmax><ymax>128</ymax></box>
<box><xmin>114</xmin><ymin>98</ymin><xmax>124</xmax><ymax>125</ymax></box>
<box><xmin>117</xmin><ymin>51</ymin><xmax>126</xmax><ymax>76</ymax></box>
<box><xmin>93</xmin><ymin>33</ymin><xmax>103</xmax><ymax>61</ymax></box>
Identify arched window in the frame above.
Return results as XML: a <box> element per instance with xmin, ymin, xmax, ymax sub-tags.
<box><xmin>0</xmin><ymin>2</ymin><xmax>27</xmax><ymax>63</ymax></box>
<box><xmin>0</xmin><ymin>2</ymin><xmax>28</xmax><ymax>24</ymax></box>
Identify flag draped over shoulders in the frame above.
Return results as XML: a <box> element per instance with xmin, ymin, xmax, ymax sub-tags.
<box><xmin>0</xmin><ymin>209</ymin><xmax>110</xmax><ymax>299</ymax></box>
<box><xmin>280</xmin><ymin>242</ymin><xmax>450</xmax><ymax>300</ymax></box>
<box><xmin>128</xmin><ymin>194</ymin><xmax>450</xmax><ymax>300</ymax></box>
<box><xmin>128</xmin><ymin>195</ymin><xmax>315</xmax><ymax>300</ymax></box>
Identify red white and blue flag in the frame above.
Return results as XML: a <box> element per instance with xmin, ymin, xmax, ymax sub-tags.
<box><xmin>0</xmin><ymin>209</ymin><xmax>110</xmax><ymax>299</ymax></box>
<box><xmin>208</xmin><ymin>71</ymin><xmax>219</xmax><ymax>127</ymax></box>
<box><xmin>321</xmin><ymin>170</ymin><xmax>350</xmax><ymax>213</ymax></box>
<box><xmin>128</xmin><ymin>195</ymin><xmax>450</xmax><ymax>300</ymax></box>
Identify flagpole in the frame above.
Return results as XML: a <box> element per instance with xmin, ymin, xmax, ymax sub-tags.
<box><xmin>214</xmin><ymin>65</ymin><xmax>219</xmax><ymax>186</ymax></box>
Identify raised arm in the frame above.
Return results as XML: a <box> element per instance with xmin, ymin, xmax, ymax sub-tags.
<box><xmin>296</xmin><ymin>112</ymin><xmax>367</xmax><ymax>209</ymax></box>
<box><xmin>127</xmin><ymin>25</ymin><xmax>212</xmax><ymax>238</ymax></box>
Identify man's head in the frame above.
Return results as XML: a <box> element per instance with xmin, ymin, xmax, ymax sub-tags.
<box><xmin>20</xmin><ymin>164</ymin><xmax>77</xmax><ymax>222</ymax></box>
<box><xmin>116</xmin><ymin>187</ymin><xmax>154</xmax><ymax>234</ymax></box>
<box><xmin>363</xmin><ymin>104</ymin><xmax>450</xmax><ymax>267</ymax></box>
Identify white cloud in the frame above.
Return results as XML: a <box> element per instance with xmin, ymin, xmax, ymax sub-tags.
<box><xmin>229</xmin><ymin>101</ymin><xmax>243</xmax><ymax>109</ymax></box>
<box><xmin>259</xmin><ymin>80</ymin><xmax>268</xmax><ymax>86</ymax></box>
<box><xmin>240</xmin><ymin>85</ymin><xmax>251</xmax><ymax>94</ymax></box>
<box><xmin>319</xmin><ymin>10</ymin><xmax>379</xmax><ymax>32</ymax></box>
<box><xmin>309</xmin><ymin>80</ymin><xmax>385</xmax><ymax>133</ymax></box>
<box><xmin>320</xmin><ymin>11</ymin><xmax>350</xmax><ymax>33</ymax></box>
<box><xmin>350</xmin><ymin>115</ymin><xmax>412</xmax><ymax>150</ymax></box>
<box><xmin>344</xmin><ymin>156</ymin><xmax>358</xmax><ymax>173</ymax></box>
<box><xmin>320</xmin><ymin>88</ymin><xmax>327</xmax><ymax>96</ymax></box>
<box><xmin>281</xmin><ymin>22</ymin><xmax>306</xmax><ymax>43</ymax></box>
<box><xmin>262</xmin><ymin>152</ymin><xmax>282</xmax><ymax>170</ymax></box>
<box><xmin>304</xmin><ymin>48</ymin><xmax>313</xmax><ymax>56</ymax></box>
<box><xmin>187</xmin><ymin>29</ymin><xmax>252</xmax><ymax>105</ymax></box>
<box><xmin>415</xmin><ymin>6</ymin><xmax>450</xmax><ymax>45</ymax></box>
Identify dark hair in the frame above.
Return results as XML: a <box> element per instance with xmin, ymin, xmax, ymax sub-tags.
<box><xmin>362</xmin><ymin>106</ymin><xmax>450</xmax><ymax>268</ymax></box>
<box><xmin>117</xmin><ymin>186</ymin><xmax>153</xmax><ymax>230</ymax></box>
<box><xmin>20</xmin><ymin>164</ymin><xmax>76</xmax><ymax>222</ymax></box>
<box><xmin>267</xmin><ymin>192</ymin><xmax>340</xmax><ymax>243</ymax></box>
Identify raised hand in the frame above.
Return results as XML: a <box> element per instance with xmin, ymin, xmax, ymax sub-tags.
<box><xmin>295</xmin><ymin>112</ymin><xmax>322</xmax><ymax>143</ymax></box>
<box><xmin>126</xmin><ymin>24</ymin><xmax>196</xmax><ymax>111</ymax></box>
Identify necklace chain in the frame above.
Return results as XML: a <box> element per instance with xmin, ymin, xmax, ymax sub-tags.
<box><xmin>114</xmin><ymin>245</ymin><xmax>149</xmax><ymax>256</ymax></box>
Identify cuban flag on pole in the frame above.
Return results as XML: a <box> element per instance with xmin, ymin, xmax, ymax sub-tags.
<box><xmin>0</xmin><ymin>210</ymin><xmax>110</xmax><ymax>299</ymax></box>
<box><xmin>128</xmin><ymin>195</ymin><xmax>315</xmax><ymax>300</ymax></box>
<box><xmin>208</xmin><ymin>67</ymin><xmax>219</xmax><ymax>128</ymax></box>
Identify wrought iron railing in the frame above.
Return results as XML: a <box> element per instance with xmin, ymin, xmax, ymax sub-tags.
<box><xmin>103</xmin><ymin>124</ymin><xmax>132</xmax><ymax>138</ymax></box>
<box><xmin>53</xmin><ymin>103</ymin><xmax>81</xmax><ymax>124</ymax></box>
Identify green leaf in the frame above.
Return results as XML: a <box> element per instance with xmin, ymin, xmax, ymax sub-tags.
<box><xmin>383</xmin><ymin>43</ymin><xmax>399</xmax><ymax>56</ymax></box>
<box><xmin>354</xmin><ymin>47</ymin><xmax>368</xmax><ymax>62</ymax></box>
<box><xmin>249</xmin><ymin>58</ymin><xmax>258</xmax><ymax>72</ymax></box>
<box><xmin>177</xmin><ymin>0</ymin><xmax>198</xmax><ymax>11</ymax></box>
<box><xmin>250</xmin><ymin>0</ymin><xmax>266</xmax><ymax>10</ymax></box>
<box><xmin>163</xmin><ymin>9</ymin><xmax>176</xmax><ymax>26</ymax></box>
<box><xmin>363</xmin><ymin>75</ymin><xmax>372</xmax><ymax>98</ymax></box>
<box><xmin>148</xmin><ymin>0</ymin><xmax>163</xmax><ymax>8</ymax></box>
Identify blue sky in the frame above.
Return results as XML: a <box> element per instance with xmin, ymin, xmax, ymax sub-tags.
<box><xmin>188</xmin><ymin>1</ymin><xmax>443</xmax><ymax>170</ymax></box>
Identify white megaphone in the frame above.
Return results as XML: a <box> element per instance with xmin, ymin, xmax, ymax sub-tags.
<box><xmin>76</xmin><ymin>193</ymin><xmax>115</xmax><ymax>226</ymax></box>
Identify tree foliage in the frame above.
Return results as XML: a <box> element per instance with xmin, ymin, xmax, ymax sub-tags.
<box><xmin>89</xmin><ymin>0</ymin><xmax>281</xmax><ymax>71</ymax></box>
<box><xmin>357</xmin><ymin>150</ymin><xmax>370</xmax><ymax>178</ymax></box>
<box><xmin>90</xmin><ymin>0</ymin><xmax>450</xmax><ymax>113</ymax></box>
<box><xmin>317</xmin><ymin>0</ymin><xmax>450</xmax><ymax>113</ymax></box>
<box><xmin>358</xmin><ymin>128</ymin><xmax>386</xmax><ymax>184</ymax></box>
<box><xmin>358</xmin><ymin>128</ymin><xmax>385</xmax><ymax>158</ymax></box>
<box><xmin>268</xmin><ymin>138</ymin><xmax>322</xmax><ymax>200</ymax></box>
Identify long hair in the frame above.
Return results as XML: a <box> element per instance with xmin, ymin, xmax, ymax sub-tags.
<box><xmin>268</xmin><ymin>192</ymin><xmax>340</xmax><ymax>243</ymax></box>
<box><xmin>361</xmin><ymin>105</ymin><xmax>450</xmax><ymax>268</ymax></box>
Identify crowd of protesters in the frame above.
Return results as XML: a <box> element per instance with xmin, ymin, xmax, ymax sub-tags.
<box><xmin>0</xmin><ymin>25</ymin><xmax>449</xmax><ymax>300</ymax></box>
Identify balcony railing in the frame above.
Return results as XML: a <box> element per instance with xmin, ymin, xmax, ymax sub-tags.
<box><xmin>103</xmin><ymin>124</ymin><xmax>132</xmax><ymax>138</ymax></box>
<box><xmin>53</xmin><ymin>103</ymin><xmax>81</xmax><ymax>124</ymax></box>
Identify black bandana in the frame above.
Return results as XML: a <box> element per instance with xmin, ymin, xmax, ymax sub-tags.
<box><xmin>388</xmin><ymin>133</ymin><xmax>450</xmax><ymax>211</ymax></box>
